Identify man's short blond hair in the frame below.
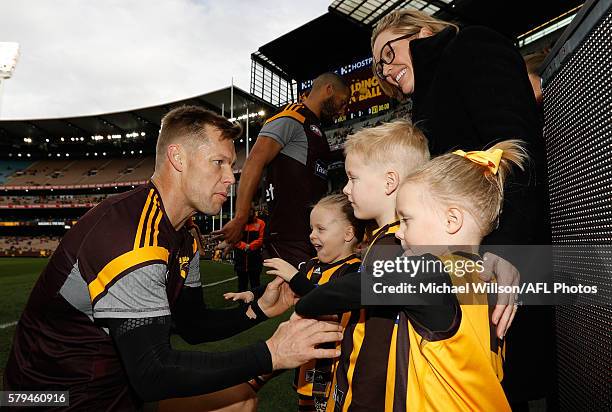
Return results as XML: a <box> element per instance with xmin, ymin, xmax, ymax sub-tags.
<box><xmin>155</xmin><ymin>105</ymin><xmax>242</xmax><ymax>170</ymax></box>
<box><xmin>343</xmin><ymin>119</ymin><xmax>430</xmax><ymax>177</ymax></box>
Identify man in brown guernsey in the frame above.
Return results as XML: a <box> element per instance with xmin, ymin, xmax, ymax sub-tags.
<box><xmin>3</xmin><ymin>106</ymin><xmax>343</xmax><ymax>411</ymax></box>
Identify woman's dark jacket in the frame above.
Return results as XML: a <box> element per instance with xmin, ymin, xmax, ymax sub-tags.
<box><xmin>408</xmin><ymin>26</ymin><xmax>551</xmax><ymax>245</ymax></box>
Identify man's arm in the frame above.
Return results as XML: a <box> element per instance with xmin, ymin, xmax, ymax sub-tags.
<box><xmin>172</xmin><ymin>286</ymin><xmax>267</xmax><ymax>344</ymax></box>
<box><xmin>213</xmin><ymin>136</ymin><xmax>282</xmax><ymax>244</ymax></box>
<box><xmin>175</xmin><ymin>273</ymin><xmax>299</xmax><ymax>344</ymax></box>
<box><xmin>109</xmin><ymin>315</ymin><xmax>272</xmax><ymax>401</ymax></box>
<box><xmin>108</xmin><ymin>313</ymin><xmax>343</xmax><ymax>402</ymax></box>
<box><xmin>250</xmin><ymin>219</ymin><xmax>265</xmax><ymax>250</ymax></box>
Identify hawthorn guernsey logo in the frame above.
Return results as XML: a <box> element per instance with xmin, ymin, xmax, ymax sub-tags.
<box><xmin>313</xmin><ymin>267</ymin><xmax>321</xmax><ymax>275</ymax></box>
<box><xmin>310</xmin><ymin>124</ymin><xmax>322</xmax><ymax>137</ymax></box>
<box><xmin>179</xmin><ymin>256</ymin><xmax>190</xmax><ymax>278</ymax></box>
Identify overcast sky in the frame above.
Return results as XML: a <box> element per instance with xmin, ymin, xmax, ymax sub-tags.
<box><xmin>0</xmin><ymin>0</ymin><xmax>329</xmax><ymax>120</ymax></box>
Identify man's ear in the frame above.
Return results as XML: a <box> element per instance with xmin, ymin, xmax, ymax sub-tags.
<box><xmin>326</xmin><ymin>83</ymin><xmax>334</xmax><ymax>97</ymax></box>
<box><xmin>385</xmin><ymin>170</ymin><xmax>400</xmax><ymax>195</ymax></box>
<box><xmin>446</xmin><ymin>207</ymin><xmax>463</xmax><ymax>234</ymax></box>
<box><xmin>167</xmin><ymin>144</ymin><xmax>185</xmax><ymax>172</ymax></box>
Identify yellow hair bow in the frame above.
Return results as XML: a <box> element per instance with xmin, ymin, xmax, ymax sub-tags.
<box><xmin>452</xmin><ymin>148</ymin><xmax>503</xmax><ymax>174</ymax></box>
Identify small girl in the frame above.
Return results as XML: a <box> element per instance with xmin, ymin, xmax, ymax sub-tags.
<box><xmin>390</xmin><ymin>139</ymin><xmax>527</xmax><ymax>411</ymax></box>
<box><xmin>226</xmin><ymin>194</ymin><xmax>364</xmax><ymax>412</ymax></box>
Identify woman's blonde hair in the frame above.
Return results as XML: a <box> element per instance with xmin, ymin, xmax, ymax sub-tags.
<box><xmin>371</xmin><ymin>9</ymin><xmax>459</xmax><ymax>101</ymax></box>
<box><xmin>403</xmin><ymin>139</ymin><xmax>528</xmax><ymax>236</ymax></box>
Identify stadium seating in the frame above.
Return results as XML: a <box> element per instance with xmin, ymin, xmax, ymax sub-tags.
<box><xmin>0</xmin><ymin>194</ymin><xmax>108</xmax><ymax>206</ymax></box>
<box><xmin>326</xmin><ymin>104</ymin><xmax>412</xmax><ymax>150</ymax></box>
<box><xmin>0</xmin><ymin>161</ymin><xmax>34</xmax><ymax>184</ymax></box>
<box><xmin>0</xmin><ymin>236</ymin><xmax>60</xmax><ymax>257</ymax></box>
<box><xmin>1</xmin><ymin>158</ymin><xmax>154</xmax><ymax>187</ymax></box>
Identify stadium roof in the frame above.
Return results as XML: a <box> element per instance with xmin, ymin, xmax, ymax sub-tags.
<box><xmin>0</xmin><ymin>85</ymin><xmax>273</xmax><ymax>143</ymax></box>
<box><xmin>258</xmin><ymin>12</ymin><xmax>373</xmax><ymax>81</ymax></box>
<box><xmin>253</xmin><ymin>0</ymin><xmax>583</xmax><ymax>82</ymax></box>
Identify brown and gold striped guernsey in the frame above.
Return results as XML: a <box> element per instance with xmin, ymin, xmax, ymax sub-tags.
<box><xmin>260</xmin><ymin>103</ymin><xmax>332</xmax><ymax>244</ymax></box>
<box><xmin>388</xmin><ymin>252</ymin><xmax>509</xmax><ymax>412</ymax></box>
<box><xmin>4</xmin><ymin>181</ymin><xmax>200</xmax><ymax>411</ymax></box>
<box><xmin>328</xmin><ymin>223</ymin><xmax>509</xmax><ymax>411</ymax></box>
<box><xmin>328</xmin><ymin>221</ymin><xmax>403</xmax><ymax>412</ymax></box>
<box><xmin>293</xmin><ymin>254</ymin><xmax>361</xmax><ymax>407</ymax></box>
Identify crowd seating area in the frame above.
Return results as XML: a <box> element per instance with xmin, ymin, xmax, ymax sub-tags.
<box><xmin>327</xmin><ymin>104</ymin><xmax>412</xmax><ymax>150</ymax></box>
<box><xmin>0</xmin><ymin>161</ymin><xmax>34</xmax><ymax>184</ymax></box>
<box><xmin>0</xmin><ymin>194</ymin><xmax>109</xmax><ymax>207</ymax></box>
<box><xmin>0</xmin><ymin>236</ymin><xmax>60</xmax><ymax>257</ymax></box>
<box><xmin>1</xmin><ymin>157</ymin><xmax>154</xmax><ymax>187</ymax></box>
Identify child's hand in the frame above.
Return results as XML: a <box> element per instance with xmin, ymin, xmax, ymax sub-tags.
<box><xmin>224</xmin><ymin>291</ymin><xmax>255</xmax><ymax>303</ymax></box>
<box><xmin>263</xmin><ymin>258</ymin><xmax>299</xmax><ymax>282</ymax></box>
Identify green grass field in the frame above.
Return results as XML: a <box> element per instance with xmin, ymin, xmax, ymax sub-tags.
<box><xmin>0</xmin><ymin>258</ymin><xmax>296</xmax><ymax>411</ymax></box>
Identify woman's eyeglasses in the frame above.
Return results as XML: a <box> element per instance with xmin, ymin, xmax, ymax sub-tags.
<box><xmin>374</xmin><ymin>33</ymin><xmax>417</xmax><ymax>78</ymax></box>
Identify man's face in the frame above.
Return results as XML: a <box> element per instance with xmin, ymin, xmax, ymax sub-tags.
<box><xmin>181</xmin><ymin>126</ymin><xmax>236</xmax><ymax>215</ymax></box>
<box><xmin>320</xmin><ymin>89</ymin><xmax>350</xmax><ymax>124</ymax></box>
<box><xmin>343</xmin><ymin>152</ymin><xmax>387</xmax><ymax>221</ymax></box>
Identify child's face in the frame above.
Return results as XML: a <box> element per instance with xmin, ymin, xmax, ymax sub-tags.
<box><xmin>395</xmin><ymin>182</ymin><xmax>448</xmax><ymax>251</ymax></box>
<box><xmin>309</xmin><ymin>205</ymin><xmax>352</xmax><ymax>264</ymax></box>
<box><xmin>343</xmin><ymin>152</ymin><xmax>388</xmax><ymax>221</ymax></box>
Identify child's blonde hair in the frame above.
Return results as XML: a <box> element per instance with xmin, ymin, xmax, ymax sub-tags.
<box><xmin>343</xmin><ymin>120</ymin><xmax>430</xmax><ymax>178</ymax></box>
<box><xmin>403</xmin><ymin>139</ymin><xmax>528</xmax><ymax>236</ymax></box>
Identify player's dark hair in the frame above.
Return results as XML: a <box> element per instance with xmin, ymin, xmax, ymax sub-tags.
<box><xmin>312</xmin><ymin>72</ymin><xmax>350</xmax><ymax>94</ymax></box>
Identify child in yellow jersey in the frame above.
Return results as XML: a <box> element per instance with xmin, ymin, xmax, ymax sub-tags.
<box><xmin>387</xmin><ymin>140</ymin><xmax>527</xmax><ymax>411</ymax></box>
<box><xmin>263</xmin><ymin>193</ymin><xmax>365</xmax><ymax>412</ymax></box>
<box><xmin>224</xmin><ymin>194</ymin><xmax>364</xmax><ymax>412</ymax></box>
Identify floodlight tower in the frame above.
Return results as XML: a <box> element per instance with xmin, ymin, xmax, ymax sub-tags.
<box><xmin>0</xmin><ymin>42</ymin><xmax>20</xmax><ymax>118</ymax></box>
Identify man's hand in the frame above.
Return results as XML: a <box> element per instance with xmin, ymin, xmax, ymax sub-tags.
<box><xmin>222</xmin><ymin>243</ymin><xmax>233</xmax><ymax>257</ymax></box>
<box><xmin>481</xmin><ymin>252</ymin><xmax>521</xmax><ymax>339</ymax></box>
<box><xmin>257</xmin><ymin>276</ymin><xmax>297</xmax><ymax>318</ymax></box>
<box><xmin>212</xmin><ymin>216</ymin><xmax>247</xmax><ymax>245</ymax></box>
<box><xmin>263</xmin><ymin>258</ymin><xmax>299</xmax><ymax>282</ymax></box>
<box><xmin>266</xmin><ymin>315</ymin><xmax>343</xmax><ymax>370</ymax></box>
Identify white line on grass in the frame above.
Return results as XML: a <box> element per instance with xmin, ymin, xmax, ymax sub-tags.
<box><xmin>202</xmin><ymin>276</ymin><xmax>237</xmax><ymax>288</ymax></box>
<box><xmin>0</xmin><ymin>276</ymin><xmax>237</xmax><ymax>329</ymax></box>
<box><xmin>0</xmin><ymin>321</ymin><xmax>18</xmax><ymax>329</ymax></box>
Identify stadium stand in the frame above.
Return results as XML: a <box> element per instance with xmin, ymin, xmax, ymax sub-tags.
<box><xmin>326</xmin><ymin>103</ymin><xmax>412</xmax><ymax>150</ymax></box>
<box><xmin>0</xmin><ymin>236</ymin><xmax>60</xmax><ymax>257</ymax></box>
<box><xmin>0</xmin><ymin>194</ymin><xmax>108</xmax><ymax>207</ymax></box>
<box><xmin>0</xmin><ymin>161</ymin><xmax>33</xmax><ymax>184</ymax></box>
<box><xmin>1</xmin><ymin>158</ymin><xmax>153</xmax><ymax>187</ymax></box>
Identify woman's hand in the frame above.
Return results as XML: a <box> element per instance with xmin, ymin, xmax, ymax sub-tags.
<box><xmin>263</xmin><ymin>258</ymin><xmax>299</xmax><ymax>282</ymax></box>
